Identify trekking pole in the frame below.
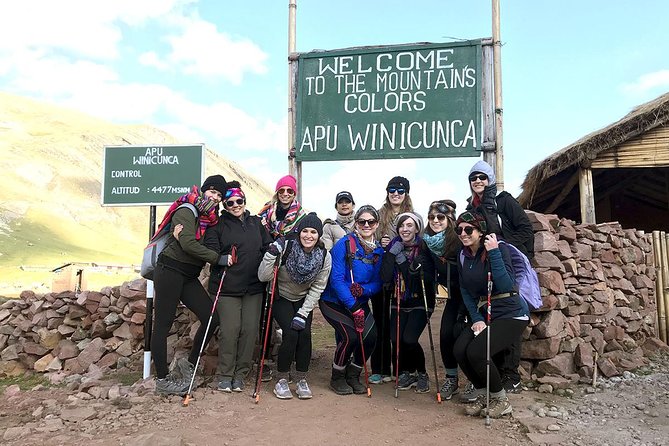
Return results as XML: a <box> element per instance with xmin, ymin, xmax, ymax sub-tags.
<box><xmin>419</xmin><ymin>269</ymin><xmax>442</xmax><ymax>403</ymax></box>
<box><xmin>254</xmin><ymin>254</ymin><xmax>281</xmax><ymax>403</ymax></box>
<box><xmin>182</xmin><ymin>263</ymin><xmax>229</xmax><ymax>407</ymax></box>
<box><xmin>485</xmin><ymin>271</ymin><xmax>493</xmax><ymax>427</ymax></box>
<box><xmin>252</xmin><ymin>276</ymin><xmax>272</xmax><ymax>396</ymax></box>
<box><xmin>350</xmin><ymin>268</ymin><xmax>371</xmax><ymax>398</ymax></box>
<box><xmin>394</xmin><ymin>274</ymin><xmax>401</xmax><ymax>399</ymax></box>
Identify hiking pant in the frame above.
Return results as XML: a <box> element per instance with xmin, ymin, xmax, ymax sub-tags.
<box><xmin>151</xmin><ymin>263</ymin><xmax>219</xmax><ymax>379</ymax></box>
<box><xmin>216</xmin><ymin>293</ymin><xmax>263</xmax><ymax>380</ymax></box>
<box><xmin>319</xmin><ymin>300</ymin><xmax>376</xmax><ymax>368</ymax></box>
<box><xmin>272</xmin><ymin>296</ymin><xmax>312</xmax><ymax>374</ymax></box>
<box><xmin>370</xmin><ymin>290</ymin><xmax>392</xmax><ymax>376</ymax></box>
<box><xmin>496</xmin><ymin>336</ymin><xmax>522</xmax><ymax>383</ymax></box>
<box><xmin>439</xmin><ymin>289</ymin><xmax>464</xmax><ymax>371</ymax></box>
<box><xmin>390</xmin><ymin>308</ymin><xmax>427</xmax><ymax>374</ymax></box>
<box><xmin>453</xmin><ymin>318</ymin><xmax>528</xmax><ymax>393</ymax></box>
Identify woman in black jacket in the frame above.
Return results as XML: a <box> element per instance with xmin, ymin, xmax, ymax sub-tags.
<box><xmin>204</xmin><ymin>182</ymin><xmax>273</xmax><ymax>393</ymax></box>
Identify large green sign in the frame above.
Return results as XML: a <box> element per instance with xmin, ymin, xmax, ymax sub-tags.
<box><xmin>102</xmin><ymin>145</ymin><xmax>204</xmax><ymax>206</ymax></box>
<box><xmin>295</xmin><ymin>41</ymin><xmax>482</xmax><ymax>161</ymax></box>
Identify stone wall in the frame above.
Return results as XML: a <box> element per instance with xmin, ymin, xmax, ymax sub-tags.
<box><xmin>522</xmin><ymin>212</ymin><xmax>665</xmax><ymax>387</ymax></box>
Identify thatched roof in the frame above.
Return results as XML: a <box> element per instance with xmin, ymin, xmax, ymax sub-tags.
<box><xmin>518</xmin><ymin>91</ymin><xmax>669</xmax><ymax>207</ymax></box>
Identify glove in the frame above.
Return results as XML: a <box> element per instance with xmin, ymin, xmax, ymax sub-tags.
<box><xmin>349</xmin><ymin>282</ymin><xmax>363</xmax><ymax>298</ymax></box>
<box><xmin>267</xmin><ymin>237</ymin><xmax>286</xmax><ymax>257</ymax></box>
<box><xmin>290</xmin><ymin>314</ymin><xmax>307</xmax><ymax>331</ymax></box>
<box><xmin>218</xmin><ymin>254</ymin><xmax>233</xmax><ymax>266</ymax></box>
<box><xmin>351</xmin><ymin>309</ymin><xmax>365</xmax><ymax>333</ymax></box>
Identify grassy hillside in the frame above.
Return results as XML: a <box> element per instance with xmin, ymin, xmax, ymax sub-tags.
<box><xmin>0</xmin><ymin>92</ymin><xmax>273</xmax><ymax>296</ymax></box>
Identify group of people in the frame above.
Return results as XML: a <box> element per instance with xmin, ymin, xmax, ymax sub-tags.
<box><xmin>149</xmin><ymin>158</ymin><xmax>535</xmax><ymax>419</ymax></box>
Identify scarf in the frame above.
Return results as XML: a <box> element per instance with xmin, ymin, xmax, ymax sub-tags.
<box><xmin>423</xmin><ymin>231</ymin><xmax>446</xmax><ymax>257</ymax></box>
<box><xmin>353</xmin><ymin>228</ymin><xmax>378</xmax><ymax>253</ymax></box>
<box><xmin>285</xmin><ymin>242</ymin><xmax>325</xmax><ymax>284</ymax></box>
<box><xmin>153</xmin><ymin>185</ymin><xmax>219</xmax><ymax>240</ymax></box>
<box><xmin>336</xmin><ymin>212</ymin><xmax>355</xmax><ymax>228</ymax></box>
<box><xmin>388</xmin><ymin>235</ymin><xmax>422</xmax><ymax>301</ymax></box>
<box><xmin>258</xmin><ymin>199</ymin><xmax>305</xmax><ymax>238</ymax></box>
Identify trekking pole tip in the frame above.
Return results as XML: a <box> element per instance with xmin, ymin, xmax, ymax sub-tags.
<box><xmin>182</xmin><ymin>394</ymin><xmax>191</xmax><ymax>407</ymax></box>
<box><xmin>367</xmin><ymin>388</ymin><xmax>372</xmax><ymax>398</ymax></box>
<box><xmin>485</xmin><ymin>416</ymin><xmax>491</xmax><ymax>427</ymax></box>
<box><xmin>437</xmin><ymin>393</ymin><xmax>442</xmax><ymax>404</ymax></box>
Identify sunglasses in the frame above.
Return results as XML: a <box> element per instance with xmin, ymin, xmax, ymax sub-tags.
<box><xmin>427</xmin><ymin>213</ymin><xmax>447</xmax><ymax>222</ymax></box>
<box><xmin>469</xmin><ymin>174</ymin><xmax>488</xmax><ymax>182</ymax></box>
<box><xmin>225</xmin><ymin>198</ymin><xmax>245</xmax><ymax>207</ymax></box>
<box><xmin>455</xmin><ymin>226</ymin><xmax>476</xmax><ymax>235</ymax></box>
<box><xmin>277</xmin><ymin>187</ymin><xmax>295</xmax><ymax>195</ymax></box>
<box><xmin>356</xmin><ymin>219</ymin><xmax>378</xmax><ymax>227</ymax></box>
<box><xmin>387</xmin><ymin>188</ymin><xmax>406</xmax><ymax>195</ymax></box>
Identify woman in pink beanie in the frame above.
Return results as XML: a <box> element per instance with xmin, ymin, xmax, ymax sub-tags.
<box><xmin>258</xmin><ymin>175</ymin><xmax>306</xmax><ymax>239</ymax></box>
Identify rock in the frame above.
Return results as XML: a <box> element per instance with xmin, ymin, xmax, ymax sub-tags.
<box><xmin>533</xmin><ymin>251</ymin><xmax>565</xmax><ymax>270</ymax></box>
<box><xmin>4</xmin><ymin>384</ymin><xmax>21</xmax><ymax>397</ymax></box>
<box><xmin>574</xmin><ymin>342</ymin><xmax>595</xmax><ymax>368</ymax></box>
<box><xmin>123</xmin><ymin>432</ymin><xmax>186</xmax><ymax>446</ymax></box>
<box><xmin>535</xmin><ymin>353</ymin><xmax>574</xmax><ymax>377</ymax></box>
<box><xmin>535</xmin><ymin>231</ymin><xmax>559</xmax><ymax>251</ymax></box>
<box><xmin>640</xmin><ymin>337</ymin><xmax>669</xmax><ymax>356</ymax></box>
<box><xmin>34</xmin><ymin>353</ymin><xmax>55</xmax><ymax>372</ymax></box>
<box><xmin>113</xmin><ymin>323</ymin><xmax>133</xmax><ymax>340</ymax></box>
<box><xmin>77</xmin><ymin>337</ymin><xmax>106</xmax><ymax>369</ymax></box>
<box><xmin>538</xmin><ymin>270</ymin><xmax>566</xmax><ymax>294</ymax></box>
<box><xmin>60</xmin><ymin>407</ymin><xmax>97</xmax><ymax>422</ymax></box>
<box><xmin>37</xmin><ymin>328</ymin><xmax>62</xmax><ymax>350</ymax></box>
<box><xmin>534</xmin><ymin>310</ymin><xmax>566</xmax><ymax>338</ymax></box>
<box><xmin>547</xmin><ymin>424</ymin><xmax>561</xmax><ymax>431</ymax></box>
<box><xmin>1</xmin><ymin>344</ymin><xmax>20</xmax><ymax>361</ymax></box>
<box><xmin>538</xmin><ymin>383</ymin><xmax>553</xmax><ymax>393</ymax></box>
<box><xmin>55</xmin><ymin>339</ymin><xmax>79</xmax><ymax>360</ymax></box>
<box><xmin>596</xmin><ymin>357</ymin><xmax>619</xmax><ymax>377</ymax></box>
<box><xmin>46</xmin><ymin>356</ymin><xmax>63</xmax><ymax>372</ymax></box>
<box><xmin>522</xmin><ymin>337</ymin><xmax>561</xmax><ymax>360</ymax></box>
<box><xmin>3</xmin><ymin>426</ymin><xmax>30</xmax><ymax>441</ymax></box>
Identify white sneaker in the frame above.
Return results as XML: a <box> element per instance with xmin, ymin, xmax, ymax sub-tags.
<box><xmin>273</xmin><ymin>378</ymin><xmax>293</xmax><ymax>399</ymax></box>
<box><xmin>295</xmin><ymin>379</ymin><xmax>313</xmax><ymax>399</ymax></box>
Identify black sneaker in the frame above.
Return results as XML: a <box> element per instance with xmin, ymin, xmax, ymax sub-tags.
<box><xmin>261</xmin><ymin>364</ymin><xmax>273</xmax><ymax>382</ymax></box>
<box><xmin>502</xmin><ymin>377</ymin><xmax>522</xmax><ymax>393</ymax></box>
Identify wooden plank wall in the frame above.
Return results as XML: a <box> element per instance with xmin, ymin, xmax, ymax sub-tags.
<box><xmin>592</xmin><ymin>124</ymin><xmax>669</xmax><ymax>168</ymax></box>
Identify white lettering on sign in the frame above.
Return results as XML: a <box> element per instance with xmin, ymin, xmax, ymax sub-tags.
<box><xmin>111</xmin><ymin>170</ymin><xmax>142</xmax><ymax>178</ymax></box>
<box><xmin>111</xmin><ymin>186</ymin><xmax>140</xmax><ymax>194</ymax></box>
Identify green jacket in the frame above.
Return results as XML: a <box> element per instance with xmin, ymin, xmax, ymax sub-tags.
<box><xmin>161</xmin><ymin>206</ymin><xmax>221</xmax><ymax>267</ymax></box>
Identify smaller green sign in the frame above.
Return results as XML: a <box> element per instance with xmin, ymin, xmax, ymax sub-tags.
<box><xmin>102</xmin><ymin>145</ymin><xmax>204</xmax><ymax>206</ymax></box>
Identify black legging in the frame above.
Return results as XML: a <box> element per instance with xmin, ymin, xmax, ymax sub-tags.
<box><xmin>319</xmin><ymin>300</ymin><xmax>376</xmax><ymax>368</ymax></box>
<box><xmin>439</xmin><ymin>291</ymin><xmax>465</xmax><ymax>370</ymax></box>
<box><xmin>453</xmin><ymin>318</ymin><xmax>528</xmax><ymax>393</ymax></box>
<box><xmin>151</xmin><ymin>263</ymin><xmax>218</xmax><ymax>378</ymax></box>
<box><xmin>370</xmin><ymin>290</ymin><xmax>392</xmax><ymax>376</ymax></box>
<box><xmin>272</xmin><ymin>296</ymin><xmax>313</xmax><ymax>373</ymax></box>
<box><xmin>390</xmin><ymin>308</ymin><xmax>427</xmax><ymax>374</ymax></box>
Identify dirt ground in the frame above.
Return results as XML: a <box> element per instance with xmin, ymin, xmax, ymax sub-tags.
<box><xmin>1</xmin><ymin>305</ymin><xmax>668</xmax><ymax>446</ymax></box>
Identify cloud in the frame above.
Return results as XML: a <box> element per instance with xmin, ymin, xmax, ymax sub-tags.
<box><xmin>621</xmin><ymin>70</ymin><xmax>669</xmax><ymax>96</ymax></box>
<box><xmin>138</xmin><ymin>51</ymin><xmax>170</xmax><ymax>71</ymax></box>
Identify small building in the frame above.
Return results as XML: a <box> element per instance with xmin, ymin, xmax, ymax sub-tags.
<box><xmin>518</xmin><ymin>92</ymin><xmax>669</xmax><ymax>232</ymax></box>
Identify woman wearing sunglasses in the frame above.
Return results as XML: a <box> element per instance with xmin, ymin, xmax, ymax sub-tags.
<box><xmin>466</xmin><ymin>160</ymin><xmax>534</xmax><ymax>394</ymax></box>
<box><xmin>258</xmin><ymin>174</ymin><xmax>306</xmax><ymax>239</ymax></box>
<box><xmin>453</xmin><ymin>211</ymin><xmax>529</xmax><ymax>419</ymax></box>
<box><xmin>320</xmin><ymin>205</ymin><xmax>384</xmax><ymax>395</ymax></box>
<box><xmin>380</xmin><ymin>212</ymin><xmax>434</xmax><ymax>393</ymax></box>
<box><xmin>376</xmin><ymin>176</ymin><xmax>413</xmax><ymax>249</ymax></box>
<box><xmin>203</xmin><ymin>181</ymin><xmax>273</xmax><ymax>393</ymax></box>
<box><xmin>420</xmin><ymin>199</ymin><xmax>466</xmax><ymax>399</ymax></box>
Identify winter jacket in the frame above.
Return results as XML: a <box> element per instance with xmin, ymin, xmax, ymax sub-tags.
<box><xmin>257</xmin><ymin>244</ymin><xmax>332</xmax><ymax>319</ymax></box>
<box><xmin>457</xmin><ymin>244</ymin><xmax>528</xmax><ymax>324</ymax></box>
<box><xmin>321</xmin><ymin>214</ymin><xmax>355</xmax><ymax>251</ymax></box>
<box><xmin>203</xmin><ymin>210</ymin><xmax>273</xmax><ymax>296</ymax></box>
<box><xmin>421</xmin><ymin>239</ymin><xmax>466</xmax><ymax>318</ymax></box>
<box><xmin>321</xmin><ymin>233</ymin><xmax>384</xmax><ymax>311</ymax></box>
<box><xmin>381</xmin><ymin>238</ymin><xmax>435</xmax><ymax>312</ymax></box>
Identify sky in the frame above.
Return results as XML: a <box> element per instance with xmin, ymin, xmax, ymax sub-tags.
<box><xmin>1</xmin><ymin>0</ymin><xmax>668</xmax><ymax>220</ymax></box>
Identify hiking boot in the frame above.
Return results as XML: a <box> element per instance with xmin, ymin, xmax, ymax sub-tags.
<box><xmin>440</xmin><ymin>376</ymin><xmax>459</xmax><ymax>400</ymax></box>
<box><xmin>330</xmin><ymin>367</ymin><xmax>353</xmax><ymax>395</ymax></box>
<box><xmin>415</xmin><ymin>372</ymin><xmax>430</xmax><ymax>393</ymax></box>
<box><xmin>369</xmin><ymin>374</ymin><xmax>383</xmax><ymax>385</ymax></box>
<box><xmin>487</xmin><ymin>396</ymin><xmax>513</xmax><ymax>418</ymax></box>
<box><xmin>464</xmin><ymin>395</ymin><xmax>487</xmax><ymax>416</ymax></box>
<box><xmin>459</xmin><ymin>382</ymin><xmax>480</xmax><ymax>403</ymax></box>
<box><xmin>155</xmin><ymin>377</ymin><xmax>188</xmax><ymax>396</ymax></box>
<box><xmin>217</xmin><ymin>379</ymin><xmax>232</xmax><ymax>393</ymax></box>
<box><xmin>261</xmin><ymin>364</ymin><xmax>273</xmax><ymax>382</ymax></box>
<box><xmin>176</xmin><ymin>358</ymin><xmax>195</xmax><ymax>385</ymax></box>
<box><xmin>295</xmin><ymin>379</ymin><xmax>313</xmax><ymax>399</ymax></box>
<box><xmin>397</xmin><ymin>372</ymin><xmax>418</xmax><ymax>390</ymax></box>
<box><xmin>232</xmin><ymin>378</ymin><xmax>244</xmax><ymax>393</ymax></box>
<box><xmin>345</xmin><ymin>363</ymin><xmax>367</xmax><ymax>395</ymax></box>
<box><xmin>502</xmin><ymin>376</ymin><xmax>522</xmax><ymax>394</ymax></box>
<box><xmin>273</xmin><ymin>378</ymin><xmax>293</xmax><ymax>399</ymax></box>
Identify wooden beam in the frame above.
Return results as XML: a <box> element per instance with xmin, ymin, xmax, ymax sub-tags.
<box><xmin>546</xmin><ymin>171</ymin><xmax>579</xmax><ymax>213</ymax></box>
<box><xmin>579</xmin><ymin>166</ymin><xmax>596</xmax><ymax>224</ymax></box>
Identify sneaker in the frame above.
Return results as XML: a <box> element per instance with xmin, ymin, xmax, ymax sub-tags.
<box><xmin>458</xmin><ymin>382</ymin><xmax>480</xmax><ymax>403</ymax></box>
<box><xmin>232</xmin><ymin>378</ymin><xmax>244</xmax><ymax>392</ymax></box>
<box><xmin>155</xmin><ymin>377</ymin><xmax>188</xmax><ymax>396</ymax></box>
<box><xmin>273</xmin><ymin>378</ymin><xmax>293</xmax><ymax>399</ymax></box>
<box><xmin>295</xmin><ymin>379</ymin><xmax>313</xmax><ymax>399</ymax></box>
<box><xmin>502</xmin><ymin>377</ymin><xmax>522</xmax><ymax>394</ymax></box>
<box><xmin>439</xmin><ymin>376</ymin><xmax>459</xmax><ymax>400</ymax></box>
<box><xmin>217</xmin><ymin>379</ymin><xmax>232</xmax><ymax>393</ymax></box>
<box><xmin>369</xmin><ymin>374</ymin><xmax>383</xmax><ymax>385</ymax></box>
<box><xmin>382</xmin><ymin>375</ymin><xmax>394</xmax><ymax>383</ymax></box>
<box><xmin>487</xmin><ymin>396</ymin><xmax>513</xmax><ymax>418</ymax></box>
<box><xmin>415</xmin><ymin>372</ymin><xmax>429</xmax><ymax>393</ymax></box>
<box><xmin>176</xmin><ymin>358</ymin><xmax>195</xmax><ymax>384</ymax></box>
<box><xmin>397</xmin><ymin>372</ymin><xmax>417</xmax><ymax>390</ymax></box>
<box><xmin>464</xmin><ymin>395</ymin><xmax>487</xmax><ymax>416</ymax></box>
<box><xmin>261</xmin><ymin>364</ymin><xmax>273</xmax><ymax>382</ymax></box>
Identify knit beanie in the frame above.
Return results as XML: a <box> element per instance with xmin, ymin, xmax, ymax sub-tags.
<box><xmin>354</xmin><ymin>205</ymin><xmax>379</xmax><ymax>221</ymax></box>
<box><xmin>455</xmin><ymin>211</ymin><xmax>488</xmax><ymax>234</ymax></box>
<box><xmin>276</xmin><ymin>175</ymin><xmax>298</xmax><ymax>194</ymax></box>
<box><xmin>386</xmin><ymin>176</ymin><xmax>410</xmax><ymax>193</ymax></box>
<box><xmin>296</xmin><ymin>212</ymin><xmax>323</xmax><ymax>238</ymax></box>
<box><xmin>201</xmin><ymin>175</ymin><xmax>227</xmax><ymax>194</ymax></box>
<box><xmin>468</xmin><ymin>160</ymin><xmax>496</xmax><ymax>185</ymax></box>
<box><xmin>429</xmin><ymin>200</ymin><xmax>457</xmax><ymax>219</ymax></box>
<box><xmin>395</xmin><ymin>211</ymin><xmax>423</xmax><ymax>234</ymax></box>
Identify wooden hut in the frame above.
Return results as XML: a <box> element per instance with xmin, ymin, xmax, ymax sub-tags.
<box><xmin>518</xmin><ymin>91</ymin><xmax>669</xmax><ymax>231</ymax></box>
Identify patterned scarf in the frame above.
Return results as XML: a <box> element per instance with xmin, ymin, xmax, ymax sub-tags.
<box><xmin>389</xmin><ymin>235</ymin><xmax>422</xmax><ymax>301</ymax></box>
<box><xmin>285</xmin><ymin>242</ymin><xmax>325</xmax><ymax>284</ymax></box>
<box><xmin>153</xmin><ymin>185</ymin><xmax>219</xmax><ymax>240</ymax></box>
<box><xmin>258</xmin><ymin>199</ymin><xmax>305</xmax><ymax>238</ymax></box>
<box><xmin>423</xmin><ymin>231</ymin><xmax>446</xmax><ymax>257</ymax></box>
<box><xmin>353</xmin><ymin>228</ymin><xmax>378</xmax><ymax>253</ymax></box>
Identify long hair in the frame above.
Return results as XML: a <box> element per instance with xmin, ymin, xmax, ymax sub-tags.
<box><xmin>376</xmin><ymin>194</ymin><xmax>413</xmax><ymax>238</ymax></box>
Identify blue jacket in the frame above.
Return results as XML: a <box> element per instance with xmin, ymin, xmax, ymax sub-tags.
<box><xmin>321</xmin><ymin>233</ymin><xmax>384</xmax><ymax>311</ymax></box>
